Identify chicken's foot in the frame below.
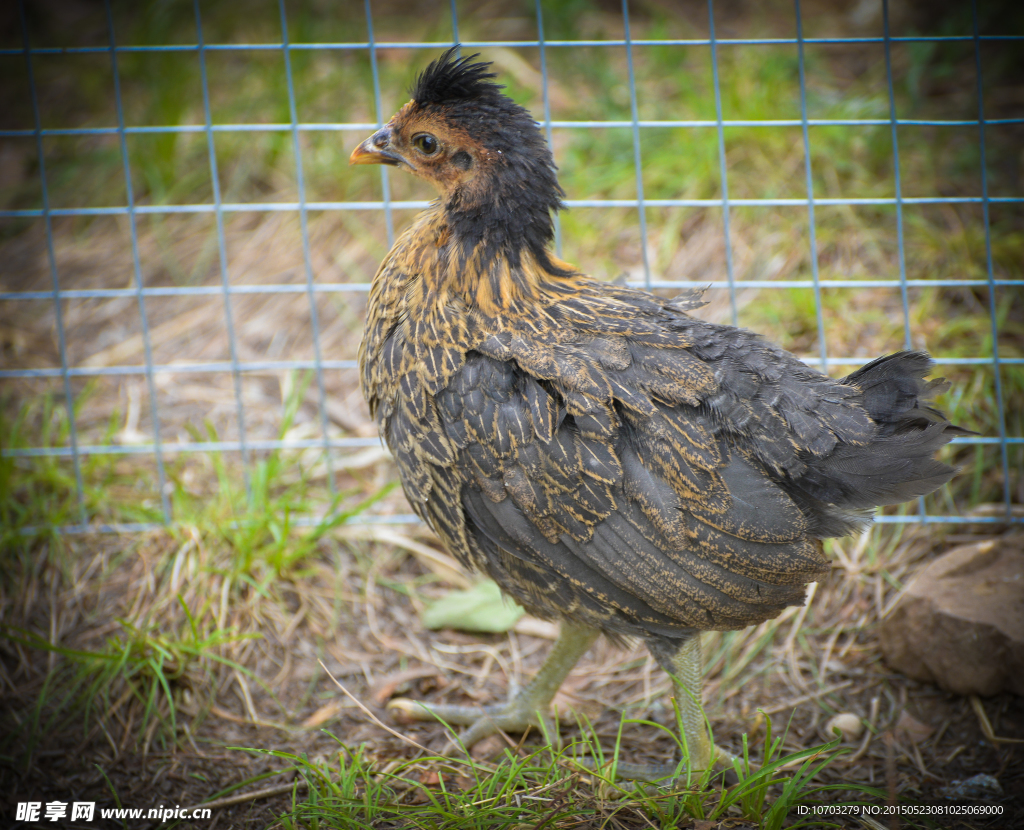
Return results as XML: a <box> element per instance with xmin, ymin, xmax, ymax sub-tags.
<box><xmin>387</xmin><ymin>620</ymin><xmax>599</xmax><ymax>750</ymax></box>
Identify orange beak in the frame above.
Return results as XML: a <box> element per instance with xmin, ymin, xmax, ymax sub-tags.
<box><xmin>349</xmin><ymin>128</ymin><xmax>403</xmax><ymax>166</ymax></box>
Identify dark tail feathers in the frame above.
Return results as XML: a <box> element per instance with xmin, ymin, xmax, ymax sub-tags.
<box><xmin>794</xmin><ymin>351</ymin><xmax>968</xmax><ymax>533</ymax></box>
<box><xmin>842</xmin><ymin>351</ymin><xmax>967</xmax><ymax>436</ymax></box>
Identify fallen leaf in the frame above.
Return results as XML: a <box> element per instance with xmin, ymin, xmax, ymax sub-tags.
<box><xmin>300</xmin><ymin>702</ymin><xmax>343</xmax><ymax>729</ymax></box>
<box><xmin>895</xmin><ymin>710</ymin><xmax>935</xmax><ymax>745</ymax></box>
<box><xmin>418</xmin><ymin>770</ymin><xmax>441</xmax><ymax>786</ymax></box>
<box><xmin>421</xmin><ymin>580</ymin><xmax>524</xmax><ymax>633</ymax></box>
<box><xmin>470</xmin><ymin>734</ymin><xmax>507</xmax><ymax>760</ymax></box>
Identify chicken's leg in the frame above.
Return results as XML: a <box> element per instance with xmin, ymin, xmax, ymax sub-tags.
<box><xmin>388</xmin><ymin>621</ymin><xmax>599</xmax><ymax>749</ymax></box>
<box><xmin>598</xmin><ymin>634</ymin><xmax>739</xmax><ymax>782</ymax></box>
<box><xmin>581</xmin><ymin>635</ymin><xmax>738</xmax><ymax>783</ymax></box>
<box><xmin>649</xmin><ymin>635</ymin><xmax>714</xmax><ymax>770</ymax></box>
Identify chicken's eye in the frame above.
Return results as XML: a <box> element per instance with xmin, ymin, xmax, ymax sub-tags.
<box><xmin>412</xmin><ymin>133</ymin><xmax>439</xmax><ymax>155</ymax></box>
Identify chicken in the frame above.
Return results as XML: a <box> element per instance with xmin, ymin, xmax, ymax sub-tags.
<box><xmin>350</xmin><ymin>47</ymin><xmax>964</xmax><ymax>775</ymax></box>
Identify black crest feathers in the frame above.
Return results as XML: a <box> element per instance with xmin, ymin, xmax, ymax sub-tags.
<box><xmin>413</xmin><ymin>47</ymin><xmax>503</xmax><ymax>107</ymax></box>
<box><xmin>409</xmin><ymin>45</ymin><xmax>569</xmax><ymax>276</ymax></box>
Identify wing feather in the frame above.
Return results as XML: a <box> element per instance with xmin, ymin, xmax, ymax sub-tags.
<box><xmin>365</xmin><ymin>263</ymin><xmax>958</xmax><ymax>639</ymax></box>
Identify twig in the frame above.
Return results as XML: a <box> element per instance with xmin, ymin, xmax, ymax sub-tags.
<box><xmin>340</xmin><ymin>526</ymin><xmax>471</xmax><ymax>588</ymax></box>
<box><xmin>783</xmin><ymin>582</ymin><xmax>817</xmax><ymax>692</ymax></box>
<box><xmin>320</xmin><ymin>659</ymin><xmax>434</xmax><ymax>755</ymax></box>
<box><xmin>187</xmin><ymin>780</ymin><xmax>307</xmax><ymax>812</ymax></box>
<box><xmin>465</xmin><ymin>776</ymin><xmax>565</xmax><ymax>810</ymax></box>
<box><xmin>847</xmin><ymin>696</ymin><xmax>880</xmax><ymax>765</ymax></box>
<box><xmin>759</xmin><ymin>681</ymin><xmax>854</xmax><ymax>715</ymax></box>
<box><xmin>970</xmin><ymin>696</ymin><xmax>1024</xmax><ymax>744</ymax></box>
<box><xmin>884</xmin><ymin>731</ymin><xmax>898</xmax><ymax>830</ymax></box>
<box><xmin>234</xmin><ymin>669</ymin><xmax>259</xmax><ymax>723</ymax></box>
<box><xmin>208</xmin><ymin>704</ymin><xmax>293</xmax><ymax>733</ymax></box>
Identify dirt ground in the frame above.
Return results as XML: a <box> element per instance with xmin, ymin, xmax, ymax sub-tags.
<box><xmin>2</xmin><ymin>2</ymin><xmax>1022</xmax><ymax>826</ymax></box>
<box><xmin>2</xmin><ymin>521</ymin><xmax>1022</xmax><ymax>829</ymax></box>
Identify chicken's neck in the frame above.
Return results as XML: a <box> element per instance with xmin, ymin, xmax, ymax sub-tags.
<box><xmin>431</xmin><ymin>205</ymin><xmax>580</xmax><ymax>317</ymax></box>
<box><xmin>442</xmin><ymin>154</ymin><xmax>570</xmax><ymax>281</ymax></box>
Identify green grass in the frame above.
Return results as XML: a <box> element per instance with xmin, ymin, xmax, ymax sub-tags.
<box><xmin>266</xmin><ymin>713</ymin><xmax>878</xmax><ymax>830</ymax></box>
<box><xmin>2</xmin><ymin>598</ymin><xmax>254</xmax><ymax>762</ymax></box>
<box><xmin>1</xmin><ymin>371</ymin><xmax>389</xmax><ymax>558</ymax></box>
<box><xmin>1</xmin><ymin>0</ymin><xmax>1020</xmax><ymax>824</ymax></box>
<box><xmin>0</xmin><ymin>383</ymin><xmax>164</xmax><ymax>545</ymax></box>
<box><xmin>167</xmin><ymin>372</ymin><xmax>397</xmax><ymax>587</ymax></box>
<box><xmin>0</xmin><ymin>371</ymin><xmax>394</xmax><ymax>763</ymax></box>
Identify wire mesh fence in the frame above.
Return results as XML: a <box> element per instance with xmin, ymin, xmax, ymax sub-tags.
<box><xmin>2</xmin><ymin>0</ymin><xmax>1021</xmax><ymax>534</ymax></box>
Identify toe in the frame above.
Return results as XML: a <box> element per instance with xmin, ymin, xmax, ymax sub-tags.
<box><xmin>387</xmin><ymin>698</ymin><xmax>489</xmax><ymax>726</ymax></box>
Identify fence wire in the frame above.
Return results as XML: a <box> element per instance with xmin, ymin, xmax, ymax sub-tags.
<box><xmin>2</xmin><ymin>0</ymin><xmax>1021</xmax><ymax>533</ymax></box>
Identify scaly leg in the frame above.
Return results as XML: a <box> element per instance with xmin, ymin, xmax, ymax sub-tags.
<box><xmin>388</xmin><ymin>621</ymin><xmax>599</xmax><ymax>749</ymax></box>
<box><xmin>649</xmin><ymin>635</ymin><xmax>712</xmax><ymax>771</ymax></box>
<box><xmin>610</xmin><ymin>634</ymin><xmax>739</xmax><ymax>782</ymax></box>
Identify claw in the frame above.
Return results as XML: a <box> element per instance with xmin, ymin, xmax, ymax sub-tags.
<box><xmin>386</xmin><ymin>697</ymin><xmax>433</xmax><ymax>723</ymax></box>
<box><xmin>381</xmin><ymin>622</ymin><xmax>598</xmax><ymax>752</ymax></box>
<box><xmin>385</xmin><ymin>693</ymin><xmax>557</xmax><ymax>751</ymax></box>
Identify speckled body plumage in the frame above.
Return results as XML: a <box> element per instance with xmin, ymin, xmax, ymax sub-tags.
<box><xmin>358</xmin><ymin>201</ymin><xmax>958</xmax><ymax>642</ymax></box>
<box><xmin>351</xmin><ymin>49</ymin><xmax>962</xmax><ymax>764</ymax></box>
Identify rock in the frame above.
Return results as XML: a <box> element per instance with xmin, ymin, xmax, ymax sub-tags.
<box><xmin>937</xmin><ymin>773</ymin><xmax>1003</xmax><ymax>801</ymax></box>
<box><xmin>879</xmin><ymin>536</ymin><xmax>1024</xmax><ymax>697</ymax></box>
<box><xmin>824</xmin><ymin>713</ymin><xmax>864</xmax><ymax>742</ymax></box>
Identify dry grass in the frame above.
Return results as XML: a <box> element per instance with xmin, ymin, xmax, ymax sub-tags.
<box><xmin>2</xmin><ymin>0</ymin><xmax>1022</xmax><ymax>826</ymax></box>
<box><xmin>2</xmin><ymin>519</ymin><xmax>1022</xmax><ymax>827</ymax></box>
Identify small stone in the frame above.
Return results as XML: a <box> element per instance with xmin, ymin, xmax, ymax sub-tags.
<box><xmin>824</xmin><ymin>712</ymin><xmax>864</xmax><ymax>742</ymax></box>
<box><xmin>937</xmin><ymin>773</ymin><xmax>1003</xmax><ymax>801</ymax></box>
<box><xmin>879</xmin><ymin>536</ymin><xmax>1024</xmax><ymax>697</ymax></box>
